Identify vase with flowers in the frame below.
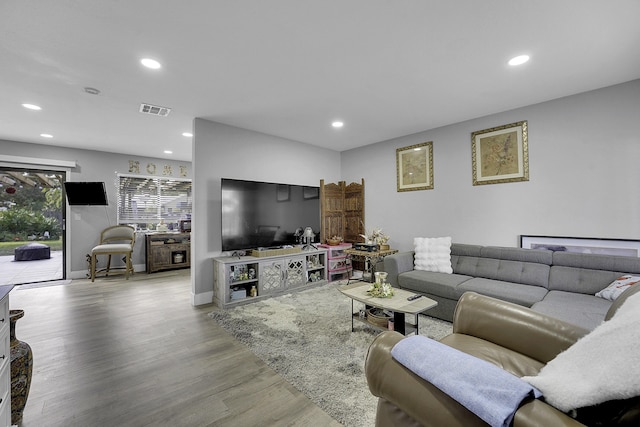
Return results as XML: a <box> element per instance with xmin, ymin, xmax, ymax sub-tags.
<box><xmin>360</xmin><ymin>221</ymin><xmax>390</xmax><ymax>250</ymax></box>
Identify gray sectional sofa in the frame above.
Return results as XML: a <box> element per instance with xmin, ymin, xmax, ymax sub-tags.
<box><xmin>383</xmin><ymin>243</ymin><xmax>640</xmax><ymax>330</ymax></box>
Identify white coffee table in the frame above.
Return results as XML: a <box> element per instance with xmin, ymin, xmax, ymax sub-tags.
<box><xmin>338</xmin><ymin>282</ymin><xmax>437</xmax><ymax>335</ymax></box>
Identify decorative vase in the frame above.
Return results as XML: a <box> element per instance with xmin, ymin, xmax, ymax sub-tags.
<box><xmin>10</xmin><ymin>309</ymin><xmax>33</xmax><ymax>426</ymax></box>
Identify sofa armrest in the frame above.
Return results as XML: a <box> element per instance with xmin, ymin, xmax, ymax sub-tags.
<box><xmin>365</xmin><ymin>331</ymin><xmax>488</xmax><ymax>427</ymax></box>
<box><xmin>365</xmin><ymin>331</ymin><xmax>585</xmax><ymax>427</ymax></box>
<box><xmin>453</xmin><ymin>292</ymin><xmax>589</xmax><ymax>364</ymax></box>
<box><xmin>383</xmin><ymin>251</ymin><xmax>415</xmax><ymax>287</ymax></box>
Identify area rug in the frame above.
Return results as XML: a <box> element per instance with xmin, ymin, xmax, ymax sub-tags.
<box><xmin>208</xmin><ymin>282</ymin><xmax>453</xmax><ymax>426</ymax></box>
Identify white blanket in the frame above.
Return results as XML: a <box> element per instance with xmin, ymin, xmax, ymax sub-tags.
<box><xmin>523</xmin><ymin>292</ymin><xmax>640</xmax><ymax>412</ymax></box>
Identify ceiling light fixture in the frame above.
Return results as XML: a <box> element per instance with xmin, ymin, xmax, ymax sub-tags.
<box><xmin>164</xmin><ymin>150</ymin><xmax>173</xmax><ymax>154</ymax></box>
<box><xmin>332</xmin><ymin>121</ymin><xmax>344</xmax><ymax>128</ymax></box>
<box><xmin>22</xmin><ymin>103</ymin><xmax>41</xmax><ymax>110</ymax></box>
<box><xmin>508</xmin><ymin>55</ymin><xmax>530</xmax><ymax>66</ymax></box>
<box><xmin>141</xmin><ymin>58</ymin><xmax>162</xmax><ymax>69</ymax></box>
<box><xmin>40</xmin><ymin>133</ymin><xmax>53</xmax><ymax>138</ymax></box>
<box><xmin>182</xmin><ymin>132</ymin><xmax>193</xmax><ymax>137</ymax></box>
<box><xmin>84</xmin><ymin>87</ymin><xmax>101</xmax><ymax>95</ymax></box>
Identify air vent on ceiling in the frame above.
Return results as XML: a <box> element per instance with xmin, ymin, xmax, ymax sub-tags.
<box><xmin>139</xmin><ymin>103</ymin><xmax>171</xmax><ymax>117</ymax></box>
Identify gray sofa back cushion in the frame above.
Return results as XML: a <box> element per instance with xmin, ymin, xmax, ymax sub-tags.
<box><xmin>481</xmin><ymin>246</ymin><xmax>553</xmax><ymax>265</ymax></box>
<box><xmin>549</xmin><ymin>252</ymin><xmax>640</xmax><ymax>294</ymax></box>
<box><xmin>451</xmin><ymin>244</ymin><xmax>551</xmax><ymax>288</ymax></box>
<box><xmin>552</xmin><ymin>251</ymin><xmax>640</xmax><ymax>273</ymax></box>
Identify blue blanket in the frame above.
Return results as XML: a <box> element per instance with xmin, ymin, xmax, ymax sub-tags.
<box><xmin>391</xmin><ymin>335</ymin><xmax>541</xmax><ymax>427</ymax></box>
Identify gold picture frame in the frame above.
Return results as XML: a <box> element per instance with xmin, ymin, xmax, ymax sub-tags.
<box><xmin>396</xmin><ymin>141</ymin><xmax>434</xmax><ymax>192</ymax></box>
<box><xmin>471</xmin><ymin>120</ymin><xmax>529</xmax><ymax>185</ymax></box>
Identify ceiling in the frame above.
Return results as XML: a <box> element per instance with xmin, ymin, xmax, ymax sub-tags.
<box><xmin>1</xmin><ymin>1</ymin><xmax>639</xmax><ymax>162</ymax></box>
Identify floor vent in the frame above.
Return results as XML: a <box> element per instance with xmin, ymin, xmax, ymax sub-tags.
<box><xmin>139</xmin><ymin>103</ymin><xmax>171</xmax><ymax>117</ymax></box>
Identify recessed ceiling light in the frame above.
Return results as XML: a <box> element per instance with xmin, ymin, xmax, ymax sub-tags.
<box><xmin>141</xmin><ymin>58</ymin><xmax>162</xmax><ymax>69</ymax></box>
<box><xmin>40</xmin><ymin>133</ymin><xmax>53</xmax><ymax>138</ymax></box>
<box><xmin>84</xmin><ymin>87</ymin><xmax>101</xmax><ymax>95</ymax></box>
<box><xmin>508</xmin><ymin>55</ymin><xmax>530</xmax><ymax>66</ymax></box>
<box><xmin>332</xmin><ymin>121</ymin><xmax>344</xmax><ymax>128</ymax></box>
<box><xmin>22</xmin><ymin>103</ymin><xmax>42</xmax><ymax>110</ymax></box>
<box><xmin>182</xmin><ymin>132</ymin><xmax>193</xmax><ymax>137</ymax></box>
<box><xmin>164</xmin><ymin>150</ymin><xmax>173</xmax><ymax>154</ymax></box>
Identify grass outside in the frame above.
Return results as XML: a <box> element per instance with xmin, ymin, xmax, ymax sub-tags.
<box><xmin>0</xmin><ymin>239</ymin><xmax>62</xmax><ymax>256</ymax></box>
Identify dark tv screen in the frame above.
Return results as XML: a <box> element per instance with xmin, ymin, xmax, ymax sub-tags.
<box><xmin>221</xmin><ymin>178</ymin><xmax>320</xmax><ymax>252</ymax></box>
<box><xmin>64</xmin><ymin>182</ymin><xmax>109</xmax><ymax>206</ymax></box>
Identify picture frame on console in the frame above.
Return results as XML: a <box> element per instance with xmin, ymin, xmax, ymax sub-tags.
<box><xmin>396</xmin><ymin>141</ymin><xmax>434</xmax><ymax>192</ymax></box>
<box><xmin>520</xmin><ymin>235</ymin><xmax>640</xmax><ymax>257</ymax></box>
<box><xmin>276</xmin><ymin>184</ymin><xmax>290</xmax><ymax>202</ymax></box>
<box><xmin>471</xmin><ymin>120</ymin><xmax>529</xmax><ymax>186</ymax></box>
<box><xmin>303</xmin><ymin>186</ymin><xmax>319</xmax><ymax>199</ymax></box>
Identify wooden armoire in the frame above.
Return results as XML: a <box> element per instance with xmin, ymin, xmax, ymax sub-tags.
<box><xmin>319</xmin><ymin>179</ymin><xmax>364</xmax><ymax>244</ymax></box>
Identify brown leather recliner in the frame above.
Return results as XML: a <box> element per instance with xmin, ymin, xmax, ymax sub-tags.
<box><xmin>365</xmin><ymin>288</ymin><xmax>640</xmax><ymax>427</ymax></box>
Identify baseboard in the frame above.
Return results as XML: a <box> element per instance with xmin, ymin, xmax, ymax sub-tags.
<box><xmin>70</xmin><ymin>263</ymin><xmax>146</xmax><ymax>280</ymax></box>
<box><xmin>192</xmin><ymin>290</ymin><xmax>213</xmax><ymax>306</ymax></box>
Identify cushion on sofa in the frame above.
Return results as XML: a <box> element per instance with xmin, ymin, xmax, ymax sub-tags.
<box><xmin>454</xmin><ymin>256</ymin><xmax>550</xmax><ymax>288</ymax></box>
<box><xmin>531</xmin><ymin>291</ymin><xmax>611</xmax><ymax>331</ymax></box>
<box><xmin>595</xmin><ymin>275</ymin><xmax>640</xmax><ymax>301</ymax></box>
<box><xmin>414</xmin><ymin>236</ymin><xmax>453</xmax><ymax>273</ymax></box>
<box><xmin>458</xmin><ymin>278</ymin><xmax>548</xmax><ymax>307</ymax></box>
<box><xmin>549</xmin><ymin>266</ymin><xmax>628</xmax><ymax>294</ymax></box>
<box><xmin>398</xmin><ymin>270</ymin><xmax>472</xmax><ymax>299</ymax></box>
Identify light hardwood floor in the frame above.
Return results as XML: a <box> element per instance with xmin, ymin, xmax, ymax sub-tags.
<box><xmin>10</xmin><ymin>270</ymin><xmax>342</xmax><ymax>427</ymax></box>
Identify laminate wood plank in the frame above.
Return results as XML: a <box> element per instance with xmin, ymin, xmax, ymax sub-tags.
<box><xmin>11</xmin><ymin>270</ymin><xmax>341</xmax><ymax>427</ymax></box>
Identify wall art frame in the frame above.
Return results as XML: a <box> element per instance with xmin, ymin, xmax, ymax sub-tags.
<box><xmin>520</xmin><ymin>235</ymin><xmax>640</xmax><ymax>257</ymax></box>
<box><xmin>396</xmin><ymin>141</ymin><xmax>434</xmax><ymax>192</ymax></box>
<box><xmin>471</xmin><ymin>120</ymin><xmax>528</xmax><ymax>185</ymax></box>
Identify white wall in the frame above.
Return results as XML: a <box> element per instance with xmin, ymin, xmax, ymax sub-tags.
<box><xmin>341</xmin><ymin>80</ymin><xmax>640</xmax><ymax>252</ymax></box>
<box><xmin>191</xmin><ymin>120</ymin><xmax>342</xmax><ymax>305</ymax></box>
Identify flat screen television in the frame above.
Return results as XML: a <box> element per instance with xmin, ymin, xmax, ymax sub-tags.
<box><xmin>221</xmin><ymin>178</ymin><xmax>320</xmax><ymax>252</ymax></box>
<box><xmin>63</xmin><ymin>181</ymin><xmax>109</xmax><ymax>206</ymax></box>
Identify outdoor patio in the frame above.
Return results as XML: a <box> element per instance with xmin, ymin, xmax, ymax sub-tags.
<box><xmin>0</xmin><ymin>250</ymin><xmax>64</xmax><ymax>285</ymax></box>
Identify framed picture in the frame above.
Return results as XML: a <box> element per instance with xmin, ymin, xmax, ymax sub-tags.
<box><xmin>276</xmin><ymin>184</ymin><xmax>290</xmax><ymax>202</ymax></box>
<box><xmin>471</xmin><ymin>120</ymin><xmax>529</xmax><ymax>185</ymax></box>
<box><xmin>520</xmin><ymin>235</ymin><xmax>640</xmax><ymax>257</ymax></box>
<box><xmin>396</xmin><ymin>141</ymin><xmax>434</xmax><ymax>192</ymax></box>
<box><xmin>303</xmin><ymin>186</ymin><xmax>319</xmax><ymax>200</ymax></box>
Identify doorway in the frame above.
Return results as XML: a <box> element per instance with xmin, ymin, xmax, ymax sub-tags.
<box><xmin>0</xmin><ymin>168</ymin><xmax>65</xmax><ymax>285</ymax></box>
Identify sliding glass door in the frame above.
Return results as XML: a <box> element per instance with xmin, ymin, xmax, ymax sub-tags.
<box><xmin>0</xmin><ymin>167</ymin><xmax>65</xmax><ymax>285</ymax></box>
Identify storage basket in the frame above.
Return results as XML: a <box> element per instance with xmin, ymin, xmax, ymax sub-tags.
<box><xmin>366</xmin><ymin>307</ymin><xmax>391</xmax><ymax>327</ymax></box>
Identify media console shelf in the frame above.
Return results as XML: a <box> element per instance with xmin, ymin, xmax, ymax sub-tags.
<box><xmin>213</xmin><ymin>247</ymin><xmax>328</xmax><ymax>308</ymax></box>
<box><xmin>145</xmin><ymin>232</ymin><xmax>191</xmax><ymax>273</ymax></box>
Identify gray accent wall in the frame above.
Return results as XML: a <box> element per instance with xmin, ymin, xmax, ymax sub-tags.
<box><xmin>191</xmin><ymin>120</ymin><xmax>342</xmax><ymax>305</ymax></box>
<box><xmin>340</xmin><ymin>79</ymin><xmax>640</xmax><ymax>252</ymax></box>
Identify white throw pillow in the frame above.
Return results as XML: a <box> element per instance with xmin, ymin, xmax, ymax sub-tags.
<box><xmin>523</xmin><ymin>291</ymin><xmax>640</xmax><ymax>412</ymax></box>
<box><xmin>595</xmin><ymin>275</ymin><xmax>640</xmax><ymax>301</ymax></box>
<box><xmin>413</xmin><ymin>237</ymin><xmax>452</xmax><ymax>274</ymax></box>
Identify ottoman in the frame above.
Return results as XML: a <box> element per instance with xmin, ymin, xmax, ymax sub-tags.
<box><xmin>14</xmin><ymin>243</ymin><xmax>51</xmax><ymax>261</ymax></box>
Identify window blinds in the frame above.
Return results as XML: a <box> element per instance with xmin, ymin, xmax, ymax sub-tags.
<box><xmin>117</xmin><ymin>175</ymin><xmax>192</xmax><ymax>225</ymax></box>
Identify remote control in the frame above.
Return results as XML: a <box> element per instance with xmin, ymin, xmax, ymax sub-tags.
<box><xmin>407</xmin><ymin>294</ymin><xmax>421</xmax><ymax>301</ymax></box>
